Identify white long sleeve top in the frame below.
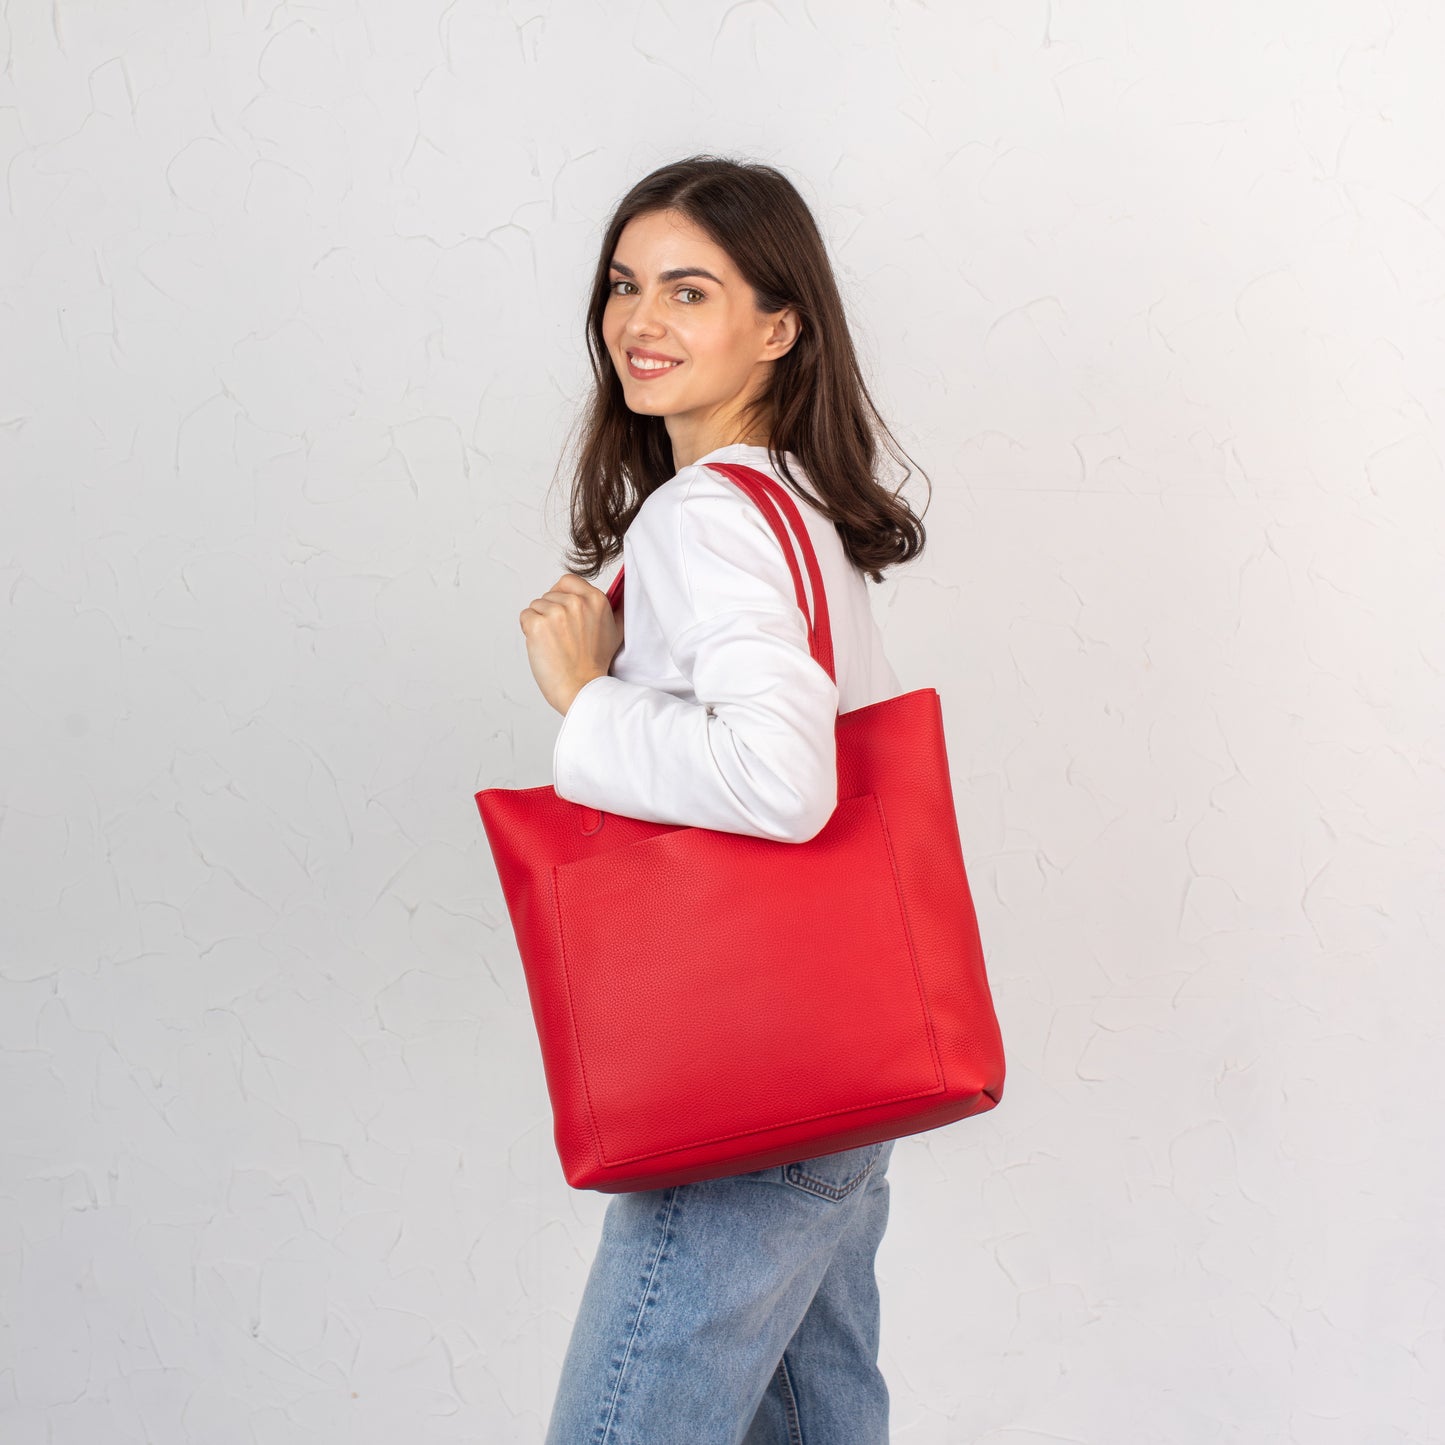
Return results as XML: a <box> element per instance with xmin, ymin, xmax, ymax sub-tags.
<box><xmin>551</xmin><ymin>442</ymin><xmax>903</xmax><ymax>843</ymax></box>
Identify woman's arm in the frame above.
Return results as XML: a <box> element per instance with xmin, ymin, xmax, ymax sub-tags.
<box><xmin>551</xmin><ymin>469</ymin><xmax>839</xmax><ymax>843</ymax></box>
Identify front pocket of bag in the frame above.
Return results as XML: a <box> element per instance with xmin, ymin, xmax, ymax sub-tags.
<box><xmin>551</xmin><ymin>792</ymin><xmax>944</xmax><ymax>1166</ymax></box>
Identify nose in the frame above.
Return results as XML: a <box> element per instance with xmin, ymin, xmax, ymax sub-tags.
<box><xmin>622</xmin><ymin>286</ymin><xmax>666</xmax><ymax>338</ymax></box>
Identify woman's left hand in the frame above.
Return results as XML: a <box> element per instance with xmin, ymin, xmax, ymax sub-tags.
<box><xmin>519</xmin><ymin>572</ymin><xmax>624</xmax><ymax>716</ymax></box>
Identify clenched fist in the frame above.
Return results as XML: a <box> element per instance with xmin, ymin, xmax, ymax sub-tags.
<box><xmin>519</xmin><ymin>572</ymin><xmax>625</xmax><ymax>716</ymax></box>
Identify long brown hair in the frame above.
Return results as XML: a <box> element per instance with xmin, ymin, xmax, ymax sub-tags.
<box><xmin>553</xmin><ymin>154</ymin><xmax>930</xmax><ymax>585</ymax></box>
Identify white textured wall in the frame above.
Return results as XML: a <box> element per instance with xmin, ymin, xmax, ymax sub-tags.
<box><xmin>3</xmin><ymin>1</ymin><xmax>1443</xmax><ymax>1441</ymax></box>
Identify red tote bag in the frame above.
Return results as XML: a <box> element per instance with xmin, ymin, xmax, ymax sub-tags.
<box><xmin>475</xmin><ymin>461</ymin><xmax>1005</xmax><ymax>1192</ymax></box>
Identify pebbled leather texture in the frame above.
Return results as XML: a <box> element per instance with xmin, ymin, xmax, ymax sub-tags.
<box><xmin>476</xmin><ymin>463</ymin><xmax>1006</xmax><ymax>1192</ymax></box>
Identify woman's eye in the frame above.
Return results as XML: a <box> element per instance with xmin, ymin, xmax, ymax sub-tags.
<box><xmin>607</xmin><ymin>280</ymin><xmax>704</xmax><ymax>303</ymax></box>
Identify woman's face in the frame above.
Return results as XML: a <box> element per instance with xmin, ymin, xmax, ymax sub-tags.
<box><xmin>601</xmin><ymin>207</ymin><xmax>798</xmax><ymax>468</ymax></box>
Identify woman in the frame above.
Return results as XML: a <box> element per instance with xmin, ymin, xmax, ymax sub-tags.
<box><xmin>518</xmin><ymin>154</ymin><xmax>930</xmax><ymax>1445</ymax></box>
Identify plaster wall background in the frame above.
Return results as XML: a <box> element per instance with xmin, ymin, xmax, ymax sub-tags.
<box><xmin>2</xmin><ymin>1</ymin><xmax>1443</xmax><ymax>1441</ymax></box>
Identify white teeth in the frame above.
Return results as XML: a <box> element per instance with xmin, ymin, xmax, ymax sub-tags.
<box><xmin>631</xmin><ymin>355</ymin><xmax>680</xmax><ymax>370</ymax></box>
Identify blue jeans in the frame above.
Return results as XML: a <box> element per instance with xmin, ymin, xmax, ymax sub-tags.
<box><xmin>544</xmin><ymin>1137</ymin><xmax>896</xmax><ymax>1444</ymax></box>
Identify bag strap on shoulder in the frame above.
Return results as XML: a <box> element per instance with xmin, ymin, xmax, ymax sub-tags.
<box><xmin>605</xmin><ymin>462</ymin><xmax>837</xmax><ymax>684</ymax></box>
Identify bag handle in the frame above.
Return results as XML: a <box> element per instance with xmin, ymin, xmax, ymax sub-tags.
<box><xmin>604</xmin><ymin>462</ymin><xmax>837</xmax><ymax>684</ymax></box>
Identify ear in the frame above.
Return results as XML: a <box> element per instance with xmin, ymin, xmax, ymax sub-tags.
<box><xmin>762</xmin><ymin>306</ymin><xmax>801</xmax><ymax>361</ymax></box>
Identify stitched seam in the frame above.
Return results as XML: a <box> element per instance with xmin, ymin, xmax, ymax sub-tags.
<box><xmin>868</xmin><ymin>792</ymin><xmax>946</xmax><ymax>1090</ymax></box>
<box><xmin>594</xmin><ymin>1187</ymin><xmax>680</xmax><ymax>1443</ymax></box>
<box><xmin>598</xmin><ymin>1079</ymin><xmax>941</xmax><ymax>1166</ymax></box>
<box><xmin>551</xmin><ymin>862</ymin><xmax>608</xmax><ymax>1172</ymax></box>
<box><xmin>777</xmin><ymin>1354</ymin><xmax>805</xmax><ymax>1445</ymax></box>
<box><xmin>786</xmin><ymin>1150</ymin><xmax>878</xmax><ymax>1199</ymax></box>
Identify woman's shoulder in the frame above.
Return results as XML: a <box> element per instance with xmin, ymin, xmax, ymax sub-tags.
<box><xmin>633</xmin><ymin>446</ymin><xmax>815</xmax><ymax>534</ymax></box>
<box><xmin>627</xmin><ymin>461</ymin><xmax>773</xmax><ymax>570</ymax></box>
<box><xmin>623</xmin><ymin>448</ymin><xmax>818</xmax><ymax>611</ymax></box>
<box><xmin>633</xmin><ymin>457</ymin><xmax>727</xmax><ymax>519</ymax></box>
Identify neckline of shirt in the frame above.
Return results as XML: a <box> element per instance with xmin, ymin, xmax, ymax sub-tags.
<box><xmin>690</xmin><ymin>442</ymin><xmax>779</xmax><ymax>465</ymax></box>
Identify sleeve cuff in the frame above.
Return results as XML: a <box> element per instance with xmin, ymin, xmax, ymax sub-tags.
<box><xmin>552</xmin><ymin>673</ymin><xmax>621</xmax><ymax>802</ymax></box>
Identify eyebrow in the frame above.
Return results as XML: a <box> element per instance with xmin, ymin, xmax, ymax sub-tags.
<box><xmin>609</xmin><ymin>259</ymin><xmax>725</xmax><ymax>286</ymax></box>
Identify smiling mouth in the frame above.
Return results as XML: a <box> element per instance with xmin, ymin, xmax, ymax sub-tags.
<box><xmin>626</xmin><ymin>352</ymin><xmax>685</xmax><ymax>377</ymax></box>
